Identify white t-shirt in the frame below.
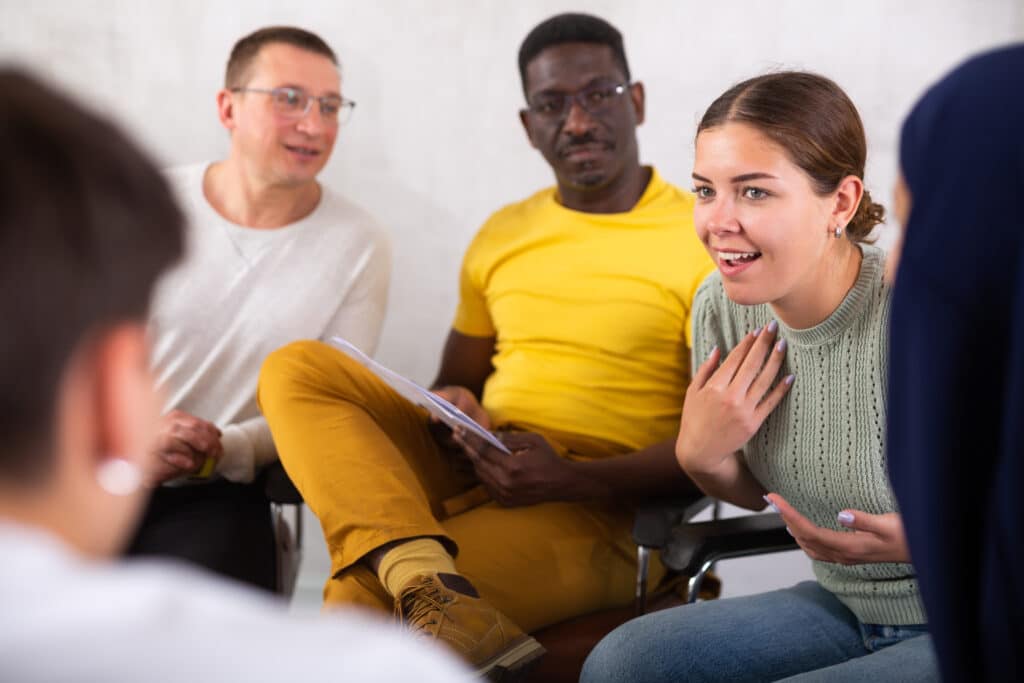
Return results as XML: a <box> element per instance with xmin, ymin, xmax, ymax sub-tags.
<box><xmin>0</xmin><ymin>523</ymin><xmax>472</xmax><ymax>682</ymax></box>
<box><xmin>148</xmin><ymin>163</ymin><xmax>392</xmax><ymax>482</ymax></box>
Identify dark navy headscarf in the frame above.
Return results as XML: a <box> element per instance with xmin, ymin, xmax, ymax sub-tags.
<box><xmin>888</xmin><ymin>43</ymin><xmax>1024</xmax><ymax>682</ymax></box>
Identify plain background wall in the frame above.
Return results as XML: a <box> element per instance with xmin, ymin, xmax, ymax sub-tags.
<box><xmin>2</xmin><ymin>0</ymin><xmax>1021</xmax><ymax>608</ymax></box>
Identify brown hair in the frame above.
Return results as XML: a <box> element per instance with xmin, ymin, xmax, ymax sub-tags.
<box><xmin>697</xmin><ymin>71</ymin><xmax>884</xmax><ymax>242</ymax></box>
<box><xmin>0</xmin><ymin>69</ymin><xmax>183</xmax><ymax>482</ymax></box>
<box><xmin>225</xmin><ymin>26</ymin><xmax>338</xmax><ymax>88</ymax></box>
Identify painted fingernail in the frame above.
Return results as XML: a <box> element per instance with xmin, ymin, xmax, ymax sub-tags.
<box><xmin>707</xmin><ymin>345</ymin><xmax>718</xmax><ymax>360</ymax></box>
<box><xmin>776</xmin><ymin>338</ymin><xmax>787</xmax><ymax>353</ymax></box>
<box><xmin>762</xmin><ymin>495</ymin><xmax>780</xmax><ymax>514</ymax></box>
<box><xmin>767</xmin><ymin>320</ymin><xmax>778</xmax><ymax>334</ymax></box>
<box><xmin>783</xmin><ymin>374</ymin><xmax>796</xmax><ymax>386</ymax></box>
<box><xmin>752</xmin><ymin>326</ymin><xmax>763</xmax><ymax>337</ymax></box>
<box><xmin>837</xmin><ymin>511</ymin><xmax>855</xmax><ymax>527</ymax></box>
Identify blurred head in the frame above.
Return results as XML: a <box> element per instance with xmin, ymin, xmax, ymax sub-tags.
<box><xmin>692</xmin><ymin>71</ymin><xmax>884</xmax><ymax>308</ymax></box>
<box><xmin>0</xmin><ymin>69</ymin><xmax>183</xmax><ymax>556</ymax></box>
<box><xmin>894</xmin><ymin>44</ymin><xmax>1024</xmax><ymax>288</ymax></box>
<box><xmin>218</xmin><ymin>27</ymin><xmax>343</xmax><ymax>187</ymax></box>
<box><xmin>517</xmin><ymin>13</ymin><xmax>645</xmax><ymax>193</ymax></box>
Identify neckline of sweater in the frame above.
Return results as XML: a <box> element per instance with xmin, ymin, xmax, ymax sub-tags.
<box><xmin>778</xmin><ymin>244</ymin><xmax>883</xmax><ymax>347</ymax></box>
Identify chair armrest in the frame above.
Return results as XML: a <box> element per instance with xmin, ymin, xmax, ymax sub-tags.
<box><xmin>661</xmin><ymin>512</ymin><xmax>798</xmax><ymax>574</ymax></box>
<box><xmin>263</xmin><ymin>461</ymin><xmax>303</xmax><ymax>505</ymax></box>
<box><xmin>632</xmin><ymin>494</ymin><xmax>713</xmax><ymax>549</ymax></box>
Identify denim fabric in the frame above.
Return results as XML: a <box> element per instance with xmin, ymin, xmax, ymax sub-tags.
<box><xmin>581</xmin><ymin>581</ymin><xmax>938</xmax><ymax>683</ymax></box>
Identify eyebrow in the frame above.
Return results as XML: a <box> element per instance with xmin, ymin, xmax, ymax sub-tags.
<box><xmin>692</xmin><ymin>172</ymin><xmax>780</xmax><ymax>183</ymax></box>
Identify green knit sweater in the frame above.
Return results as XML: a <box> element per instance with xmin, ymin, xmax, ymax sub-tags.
<box><xmin>691</xmin><ymin>245</ymin><xmax>925</xmax><ymax>625</ymax></box>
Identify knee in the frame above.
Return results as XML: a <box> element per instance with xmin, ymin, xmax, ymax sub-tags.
<box><xmin>257</xmin><ymin>339</ymin><xmax>334</xmax><ymax>409</ymax></box>
<box><xmin>581</xmin><ymin>617</ymin><xmax>659</xmax><ymax>683</ymax></box>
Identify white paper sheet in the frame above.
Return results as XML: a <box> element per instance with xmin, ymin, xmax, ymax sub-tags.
<box><xmin>327</xmin><ymin>337</ymin><xmax>511</xmax><ymax>455</ymax></box>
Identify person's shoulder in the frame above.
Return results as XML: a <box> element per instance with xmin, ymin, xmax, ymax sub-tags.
<box><xmin>2</xmin><ymin>551</ymin><xmax>471</xmax><ymax>682</ymax></box>
<box><xmin>481</xmin><ymin>185</ymin><xmax>556</xmax><ymax>230</ymax></box>
<box><xmin>463</xmin><ymin>186</ymin><xmax>556</xmax><ymax>257</ymax></box>
<box><xmin>313</xmin><ymin>187</ymin><xmax>392</xmax><ymax>249</ymax></box>
<box><xmin>108</xmin><ymin>561</ymin><xmax>474</xmax><ymax>681</ymax></box>
<box><xmin>646</xmin><ymin>170</ymin><xmax>696</xmax><ymax>208</ymax></box>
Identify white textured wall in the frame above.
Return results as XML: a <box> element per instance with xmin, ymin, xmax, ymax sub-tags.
<box><xmin>2</xmin><ymin>0</ymin><xmax>1020</xmax><ymax>604</ymax></box>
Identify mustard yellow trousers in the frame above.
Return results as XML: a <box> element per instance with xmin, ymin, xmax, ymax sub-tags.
<box><xmin>257</xmin><ymin>340</ymin><xmax>665</xmax><ymax>633</ymax></box>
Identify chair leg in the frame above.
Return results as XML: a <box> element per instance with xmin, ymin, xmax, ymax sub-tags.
<box><xmin>686</xmin><ymin>558</ymin><xmax>716</xmax><ymax>603</ymax></box>
<box><xmin>635</xmin><ymin>545</ymin><xmax>651</xmax><ymax>616</ymax></box>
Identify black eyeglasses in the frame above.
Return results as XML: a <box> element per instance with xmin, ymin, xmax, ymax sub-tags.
<box><xmin>524</xmin><ymin>82</ymin><xmax>630</xmax><ymax>120</ymax></box>
<box><xmin>230</xmin><ymin>87</ymin><xmax>356</xmax><ymax>125</ymax></box>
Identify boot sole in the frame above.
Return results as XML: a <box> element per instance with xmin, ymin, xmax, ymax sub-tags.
<box><xmin>475</xmin><ymin>635</ymin><xmax>547</xmax><ymax>682</ymax></box>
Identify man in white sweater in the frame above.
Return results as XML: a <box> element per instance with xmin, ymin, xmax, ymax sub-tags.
<box><xmin>128</xmin><ymin>26</ymin><xmax>391</xmax><ymax>590</ymax></box>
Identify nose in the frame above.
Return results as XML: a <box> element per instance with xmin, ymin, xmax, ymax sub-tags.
<box><xmin>700</xmin><ymin>196</ymin><xmax>742</xmax><ymax>236</ymax></box>
<box><xmin>561</xmin><ymin>97</ymin><xmax>598</xmax><ymax>136</ymax></box>
<box><xmin>295</xmin><ymin>103</ymin><xmax>328</xmax><ymax>136</ymax></box>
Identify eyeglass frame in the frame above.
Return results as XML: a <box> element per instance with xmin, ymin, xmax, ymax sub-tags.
<box><xmin>521</xmin><ymin>81</ymin><xmax>632</xmax><ymax>121</ymax></box>
<box><xmin>229</xmin><ymin>86</ymin><xmax>357</xmax><ymax>124</ymax></box>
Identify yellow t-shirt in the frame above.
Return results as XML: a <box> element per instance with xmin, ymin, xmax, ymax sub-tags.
<box><xmin>454</xmin><ymin>168</ymin><xmax>715</xmax><ymax>454</ymax></box>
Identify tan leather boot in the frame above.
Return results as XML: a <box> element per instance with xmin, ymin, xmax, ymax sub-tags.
<box><xmin>396</xmin><ymin>572</ymin><xmax>546</xmax><ymax>681</ymax></box>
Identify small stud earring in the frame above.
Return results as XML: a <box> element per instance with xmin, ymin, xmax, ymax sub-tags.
<box><xmin>834</xmin><ymin>225</ymin><xmax>843</xmax><ymax>238</ymax></box>
<box><xmin>96</xmin><ymin>457</ymin><xmax>142</xmax><ymax>496</ymax></box>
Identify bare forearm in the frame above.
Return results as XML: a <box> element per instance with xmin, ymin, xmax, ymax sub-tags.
<box><xmin>562</xmin><ymin>439</ymin><xmax>701</xmax><ymax>503</ymax></box>
<box><xmin>682</xmin><ymin>452</ymin><xmax>767</xmax><ymax>511</ymax></box>
<box><xmin>431</xmin><ymin>330</ymin><xmax>495</xmax><ymax>398</ymax></box>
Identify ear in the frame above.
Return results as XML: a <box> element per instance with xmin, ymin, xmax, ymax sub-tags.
<box><xmin>216</xmin><ymin>88</ymin><xmax>237</xmax><ymax>133</ymax></box>
<box><xmin>518</xmin><ymin>109</ymin><xmax>539</xmax><ymax>149</ymax></box>
<box><xmin>629</xmin><ymin>81</ymin><xmax>646</xmax><ymax>126</ymax></box>
<box><xmin>831</xmin><ymin>174</ymin><xmax>864</xmax><ymax>229</ymax></box>
<box><xmin>91</xmin><ymin>323</ymin><xmax>160</xmax><ymax>475</ymax></box>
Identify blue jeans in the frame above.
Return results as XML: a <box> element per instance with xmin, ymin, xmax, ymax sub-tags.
<box><xmin>581</xmin><ymin>581</ymin><xmax>938</xmax><ymax>682</ymax></box>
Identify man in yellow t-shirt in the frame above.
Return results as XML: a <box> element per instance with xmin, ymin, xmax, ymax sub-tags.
<box><xmin>257</xmin><ymin>12</ymin><xmax>713</xmax><ymax>679</ymax></box>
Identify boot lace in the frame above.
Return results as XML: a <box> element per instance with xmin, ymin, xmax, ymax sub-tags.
<box><xmin>396</xmin><ymin>576</ymin><xmax>454</xmax><ymax>637</ymax></box>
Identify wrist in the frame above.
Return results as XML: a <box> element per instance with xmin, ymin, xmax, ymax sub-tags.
<box><xmin>563</xmin><ymin>459</ymin><xmax>610</xmax><ymax>502</ymax></box>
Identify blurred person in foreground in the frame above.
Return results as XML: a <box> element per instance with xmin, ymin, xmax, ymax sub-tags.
<box><xmin>888</xmin><ymin>43</ymin><xmax>1024</xmax><ymax>683</ymax></box>
<box><xmin>0</xmin><ymin>68</ymin><xmax>468</xmax><ymax>683</ymax></box>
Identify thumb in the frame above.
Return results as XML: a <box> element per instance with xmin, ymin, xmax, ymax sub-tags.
<box><xmin>836</xmin><ymin>509</ymin><xmax>882</xmax><ymax>533</ymax></box>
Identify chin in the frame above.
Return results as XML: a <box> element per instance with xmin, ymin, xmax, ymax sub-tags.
<box><xmin>719</xmin><ymin>279</ymin><xmax>774</xmax><ymax>307</ymax></box>
<box><xmin>564</xmin><ymin>170</ymin><xmax>610</xmax><ymax>190</ymax></box>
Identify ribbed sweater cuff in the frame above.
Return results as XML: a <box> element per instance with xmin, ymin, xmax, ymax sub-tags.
<box><xmin>839</xmin><ymin>592</ymin><xmax>928</xmax><ymax>626</ymax></box>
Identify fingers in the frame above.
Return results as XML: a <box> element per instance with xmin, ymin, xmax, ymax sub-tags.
<box><xmin>837</xmin><ymin>510</ymin><xmax>901</xmax><ymax>541</ymax></box>
<box><xmin>163</xmin><ymin>450</ymin><xmax>200</xmax><ymax>472</ymax></box>
<box><xmin>171</xmin><ymin>422</ymin><xmax>220</xmax><ymax>458</ymax></box>
<box><xmin>747</xmin><ymin>332</ymin><xmax>790</xmax><ymax>402</ymax></box>
<box><xmin>451</xmin><ymin>427</ymin><xmax>484</xmax><ymax>459</ymax></box>
<box><xmin>164</xmin><ymin>410</ymin><xmax>222</xmax><ymax>457</ymax></box>
<box><xmin>497</xmin><ymin>431</ymin><xmax>547</xmax><ymax>453</ymax></box>
<box><xmin>754</xmin><ymin>373</ymin><xmax>795</xmax><ymax>422</ymax></box>
<box><xmin>769</xmin><ymin>494</ymin><xmax>893</xmax><ymax>565</ymax></box>
<box><xmin>766</xmin><ymin>494</ymin><xmax>815</xmax><ymax>536</ymax></box>
<box><xmin>433</xmin><ymin>386</ymin><xmax>492</xmax><ymax>430</ymax></box>
<box><xmin>711</xmin><ymin>331</ymin><xmax>758</xmax><ymax>387</ymax></box>
<box><xmin>147</xmin><ymin>441</ymin><xmax>203</xmax><ymax>484</ymax></box>
<box><xmin>732</xmin><ymin>321</ymin><xmax>783</xmax><ymax>393</ymax></box>
<box><xmin>690</xmin><ymin>345</ymin><xmax>722</xmax><ymax>389</ymax></box>
<box><xmin>452</xmin><ymin>427</ymin><xmax>504</xmax><ymax>468</ymax></box>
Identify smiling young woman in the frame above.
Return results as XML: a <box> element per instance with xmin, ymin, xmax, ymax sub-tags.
<box><xmin>581</xmin><ymin>72</ymin><xmax>940</xmax><ymax>683</ymax></box>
